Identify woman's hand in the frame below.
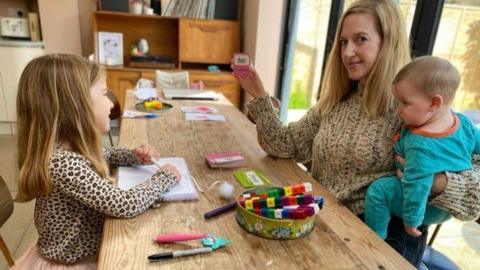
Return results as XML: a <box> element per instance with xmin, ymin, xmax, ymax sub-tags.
<box><xmin>404</xmin><ymin>224</ymin><xmax>422</xmax><ymax>237</ymax></box>
<box><xmin>395</xmin><ymin>155</ymin><xmax>448</xmax><ymax>196</ymax></box>
<box><xmin>159</xmin><ymin>164</ymin><xmax>181</xmax><ymax>183</ymax></box>
<box><xmin>232</xmin><ymin>66</ymin><xmax>268</xmax><ymax>98</ymax></box>
<box><xmin>133</xmin><ymin>144</ymin><xmax>160</xmax><ymax>164</ymax></box>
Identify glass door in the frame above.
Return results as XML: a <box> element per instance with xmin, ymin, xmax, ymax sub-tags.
<box><xmin>284</xmin><ymin>0</ymin><xmax>332</xmax><ymax>123</ymax></box>
<box><xmin>432</xmin><ymin>1</ymin><xmax>480</xmax><ymax>113</ymax></box>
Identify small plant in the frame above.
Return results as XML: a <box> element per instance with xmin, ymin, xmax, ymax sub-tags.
<box><xmin>288</xmin><ymin>80</ymin><xmax>309</xmax><ymax>109</ymax></box>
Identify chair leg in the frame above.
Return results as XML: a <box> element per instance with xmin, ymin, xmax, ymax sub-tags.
<box><xmin>428</xmin><ymin>224</ymin><xmax>442</xmax><ymax>246</ymax></box>
<box><xmin>108</xmin><ymin>130</ymin><xmax>114</xmax><ymax>146</ymax></box>
<box><xmin>0</xmin><ymin>234</ymin><xmax>14</xmax><ymax>267</ymax></box>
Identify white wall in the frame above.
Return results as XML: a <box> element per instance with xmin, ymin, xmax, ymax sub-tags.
<box><xmin>0</xmin><ymin>46</ymin><xmax>45</xmax><ymax>134</ymax></box>
<box><xmin>242</xmin><ymin>0</ymin><xmax>285</xmax><ymax>107</ymax></box>
<box><xmin>38</xmin><ymin>0</ymin><xmax>82</xmax><ymax>55</ymax></box>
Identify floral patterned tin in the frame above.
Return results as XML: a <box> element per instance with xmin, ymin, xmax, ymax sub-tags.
<box><xmin>235</xmin><ymin>187</ymin><xmax>316</xmax><ymax>240</ymax></box>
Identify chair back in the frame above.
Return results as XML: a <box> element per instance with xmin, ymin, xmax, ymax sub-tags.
<box><xmin>106</xmin><ymin>91</ymin><xmax>122</xmax><ymax>121</ymax></box>
<box><xmin>0</xmin><ymin>175</ymin><xmax>13</xmax><ymax>227</ymax></box>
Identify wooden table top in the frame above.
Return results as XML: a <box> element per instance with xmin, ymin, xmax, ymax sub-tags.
<box><xmin>98</xmin><ymin>90</ymin><xmax>414</xmax><ymax>270</ymax></box>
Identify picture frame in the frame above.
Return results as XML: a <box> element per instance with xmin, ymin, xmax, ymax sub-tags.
<box><xmin>97</xmin><ymin>31</ymin><xmax>123</xmax><ymax>66</ymax></box>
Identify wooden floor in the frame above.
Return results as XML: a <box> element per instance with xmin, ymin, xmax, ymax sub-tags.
<box><xmin>0</xmin><ymin>132</ymin><xmax>479</xmax><ymax>269</ymax></box>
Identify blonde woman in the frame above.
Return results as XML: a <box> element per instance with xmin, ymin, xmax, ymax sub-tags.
<box><xmin>13</xmin><ymin>54</ymin><xmax>180</xmax><ymax>269</ymax></box>
<box><xmin>235</xmin><ymin>0</ymin><xmax>480</xmax><ymax>267</ymax></box>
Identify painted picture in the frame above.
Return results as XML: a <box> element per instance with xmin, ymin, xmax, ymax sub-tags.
<box><xmin>98</xmin><ymin>31</ymin><xmax>123</xmax><ymax>66</ymax></box>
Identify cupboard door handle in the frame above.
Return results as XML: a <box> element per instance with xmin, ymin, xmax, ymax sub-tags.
<box><xmin>190</xmin><ymin>24</ymin><xmax>228</xmax><ymax>33</ymax></box>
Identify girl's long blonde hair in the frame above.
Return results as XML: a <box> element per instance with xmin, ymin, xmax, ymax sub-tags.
<box><xmin>16</xmin><ymin>54</ymin><xmax>109</xmax><ymax>201</ymax></box>
<box><xmin>317</xmin><ymin>0</ymin><xmax>411</xmax><ymax>118</ymax></box>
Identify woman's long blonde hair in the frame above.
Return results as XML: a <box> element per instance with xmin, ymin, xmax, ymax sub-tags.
<box><xmin>317</xmin><ymin>0</ymin><xmax>411</xmax><ymax>118</ymax></box>
<box><xmin>16</xmin><ymin>54</ymin><xmax>109</xmax><ymax>201</ymax></box>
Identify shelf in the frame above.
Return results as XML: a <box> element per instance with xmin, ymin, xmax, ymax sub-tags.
<box><xmin>0</xmin><ymin>39</ymin><xmax>43</xmax><ymax>48</ymax></box>
<box><xmin>94</xmin><ymin>10</ymin><xmax>237</xmax><ymax>22</ymax></box>
<box><xmin>95</xmin><ymin>11</ymin><xmax>178</xmax><ymax>21</ymax></box>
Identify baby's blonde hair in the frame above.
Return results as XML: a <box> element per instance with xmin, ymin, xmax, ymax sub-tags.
<box><xmin>317</xmin><ymin>0</ymin><xmax>411</xmax><ymax>118</ymax></box>
<box><xmin>393</xmin><ymin>56</ymin><xmax>460</xmax><ymax>104</ymax></box>
<box><xmin>16</xmin><ymin>54</ymin><xmax>109</xmax><ymax>201</ymax></box>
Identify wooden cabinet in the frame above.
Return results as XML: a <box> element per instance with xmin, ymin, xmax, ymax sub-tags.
<box><xmin>179</xmin><ymin>19</ymin><xmax>239</xmax><ymax>64</ymax></box>
<box><xmin>94</xmin><ymin>11</ymin><xmax>241</xmax><ymax>111</ymax></box>
<box><xmin>105</xmin><ymin>68</ymin><xmax>141</xmax><ymax>110</ymax></box>
<box><xmin>106</xmin><ymin>68</ymin><xmax>240</xmax><ymax>110</ymax></box>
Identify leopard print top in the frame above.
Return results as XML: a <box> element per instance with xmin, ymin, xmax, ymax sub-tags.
<box><xmin>34</xmin><ymin>147</ymin><xmax>178</xmax><ymax>263</ymax></box>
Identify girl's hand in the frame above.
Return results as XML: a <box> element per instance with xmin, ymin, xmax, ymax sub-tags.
<box><xmin>159</xmin><ymin>164</ymin><xmax>181</xmax><ymax>183</ymax></box>
<box><xmin>231</xmin><ymin>66</ymin><xmax>268</xmax><ymax>98</ymax></box>
<box><xmin>404</xmin><ymin>224</ymin><xmax>422</xmax><ymax>237</ymax></box>
<box><xmin>394</xmin><ymin>155</ymin><xmax>447</xmax><ymax>196</ymax></box>
<box><xmin>133</xmin><ymin>144</ymin><xmax>160</xmax><ymax>164</ymax></box>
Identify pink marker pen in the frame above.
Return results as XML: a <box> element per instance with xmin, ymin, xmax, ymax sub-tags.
<box><xmin>154</xmin><ymin>233</ymin><xmax>208</xmax><ymax>243</ymax></box>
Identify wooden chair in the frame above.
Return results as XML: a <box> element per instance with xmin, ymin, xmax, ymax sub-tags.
<box><xmin>106</xmin><ymin>91</ymin><xmax>122</xmax><ymax>146</ymax></box>
<box><xmin>0</xmin><ymin>175</ymin><xmax>14</xmax><ymax>267</ymax></box>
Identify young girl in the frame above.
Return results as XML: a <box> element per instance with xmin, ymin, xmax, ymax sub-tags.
<box><xmin>12</xmin><ymin>54</ymin><xmax>180</xmax><ymax>269</ymax></box>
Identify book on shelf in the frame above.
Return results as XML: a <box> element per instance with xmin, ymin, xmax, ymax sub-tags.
<box><xmin>28</xmin><ymin>13</ymin><xmax>41</xmax><ymax>41</ymax></box>
<box><xmin>162</xmin><ymin>0</ymin><xmax>235</xmax><ymax>19</ymax></box>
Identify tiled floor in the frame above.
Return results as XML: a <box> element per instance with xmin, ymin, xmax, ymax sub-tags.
<box><xmin>0</xmin><ymin>134</ymin><xmax>479</xmax><ymax>269</ymax></box>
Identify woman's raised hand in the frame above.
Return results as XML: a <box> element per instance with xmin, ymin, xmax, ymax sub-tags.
<box><xmin>232</xmin><ymin>66</ymin><xmax>268</xmax><ymax>98</ymax></box>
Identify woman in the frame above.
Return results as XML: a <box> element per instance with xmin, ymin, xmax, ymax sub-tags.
<box><xmin>234</xmin><ymin>0</ymin><xmax>480</xmax><ymax>267</ymax></box>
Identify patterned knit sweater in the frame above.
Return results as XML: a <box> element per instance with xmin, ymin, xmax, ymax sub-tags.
<box><xmin>247</xmin><ymin>92</ymin><xmax>480</xmax><ymax>219</ymax></box>
<box><xmin>35</xmin><ymin>147</ymin><xmax>178</xmax><ymax>263</ymax></box>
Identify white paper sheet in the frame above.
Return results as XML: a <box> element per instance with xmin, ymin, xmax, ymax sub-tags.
<box><xmin>180</xmin><ymin>106</ymin><xmax>218</xmax><ymax>113</ymax></box>
<box><xmin>117</xmin><ymin>157</ymin><xmax>198</xmax><ymax>201</ymax></box>
<box><xmin>185</xmin><ymin>113</ymin><xmax>225</xmax><ymax>121</ymax></box>
<box><xmin>135</xmin><ymin>88</ymin><xmax>157</xmax><ymax>100</ymax></box>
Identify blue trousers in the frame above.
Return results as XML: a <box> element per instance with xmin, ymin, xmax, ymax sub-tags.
<box><xmin>365</xmin><ymin>176</ymin><xmax>451</xmax><ymax>239</ymax></box>
<box><xmin>357</xmin><ymin>214</ymin><xmax>428</xmax><ymax>268</ymax></box>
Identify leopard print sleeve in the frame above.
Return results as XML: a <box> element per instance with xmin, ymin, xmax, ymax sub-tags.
<box><xmin>50</xmin><ymin>149</ymin><xmax>178</xmax><ymax>218</ymax></box>
<box><xmin>103</xmin><ymin>147</ymin><xmax>140</xmax><ymax>166</ymax></box>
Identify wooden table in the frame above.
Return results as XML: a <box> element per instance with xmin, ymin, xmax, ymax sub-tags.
<box><xmin>98</xmin><ymin>90</ymin><xmax>414</xmax><ymax>269</ymax></box>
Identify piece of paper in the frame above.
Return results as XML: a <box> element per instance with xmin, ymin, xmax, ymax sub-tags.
<box><xmin>117</xmin><ymin>157</ymin><xmax>198</xmax><ymax>201</ymax></box>
<box><xmin>135</xmin><ymin>88</ymin><xmax>157</xmax><ymax>100</ymax></box>
<box><xmin>185</xmin><ymin>113</ymin><xmax>225</xmax><ymax>121</ymax></box>
<box><xmin>180</xmin><ymin>106</ymin><xmax>218</xmax><ymax>114</ymax></box>
<box><xmin>163</xmin><ymin>89</ymin><xmax>219</xmax><ymax>100</ymax></box>
<box><xmin>233</xmin><ymin>169</ymin><xmax>271</xmax><ymax>188</ymax></box>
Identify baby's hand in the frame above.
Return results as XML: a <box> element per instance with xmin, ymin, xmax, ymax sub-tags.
<box><xmin>395</xmin><ymin>155</ymin><xmax>404</xmax><ymax>179</ymax></box>
<box><xmin>159</xmin><ymin>164</ymin><xmax>181</xmax><ymax>183</ymax></box>
<box><xmin>132</xmin><ymin>144</ymin><xmax>160</xmax><ymax>164</ymax></box>
<box><xmin>404</xmin><ymin>224</ymin><xmax>422</xmax><ymax>237</ymax></box>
